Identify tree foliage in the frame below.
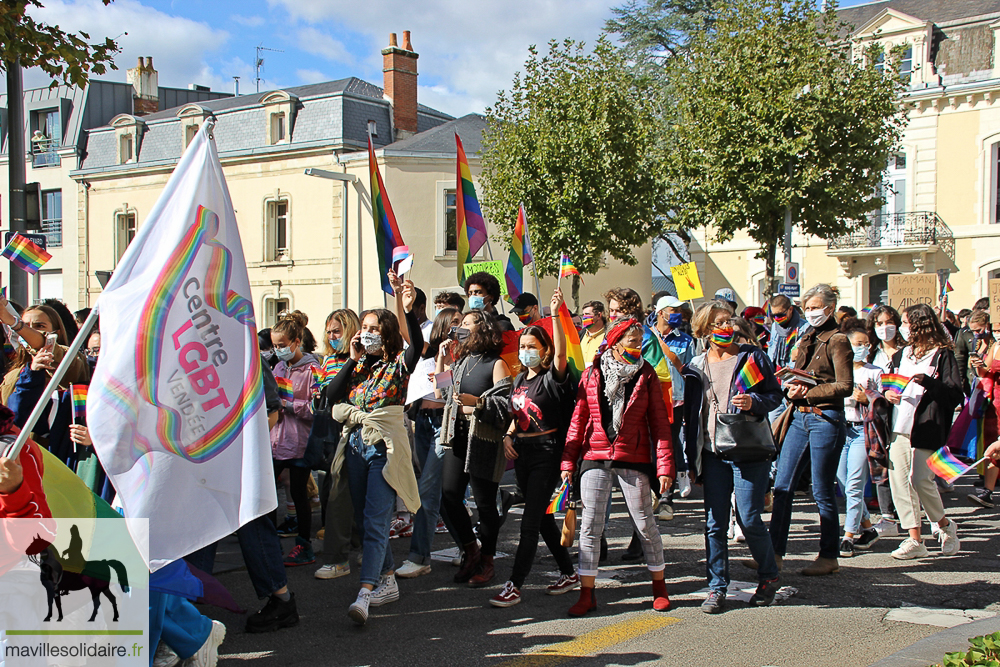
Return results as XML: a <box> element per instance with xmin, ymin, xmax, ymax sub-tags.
<box><xmin>480</xmin><ymin>38</ymin><xmax>670</xmax><ymax>278</ymax></box>
<box><xmin>605</xmin><ymin>0</ymin><xmax>719</xmax><ymax>66</ymax></box>
<box><xmin>0</xmin><ymin>0</ymin><xmax>119</xmax><ymax>88</ymax></box>
<box><xmin>665</xmin><ymin>0</ymin><xmax>906</xmax><ymax>283</ymax></box>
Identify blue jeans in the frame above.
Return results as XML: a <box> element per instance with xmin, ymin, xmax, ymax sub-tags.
<box><xmin>408</xmin><ymin>409</ymin><xmax>445</xmax><ymax>564</ymax></box>
<box><xmin>345</xmin><ymin>428</ymin><xmax>397</xmax><ymax>587</ymax></box>
<box><xmin>702</xmin><ymin>451</ymin><xmax>779</xmax><ymax>592</ymax></box>
<box><xmin>185</xmin><ymin>513</ymin><xmax>287</xmax><ymax>599</ymax></box>
<box><xmin>837</xmin><ymin>424</ymin><xmax>871</xmax><ymax>535</ymax></box>
<box><xmin>770</xmin><ymin>408</ymin><xmax>846</xmax><ymax>559</ymax></box>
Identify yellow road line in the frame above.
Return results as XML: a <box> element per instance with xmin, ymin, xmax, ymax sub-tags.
<box><xmin>497</xmin><ymin>613</ymin><xmax>681</xmax><ymax>667</ymax></box>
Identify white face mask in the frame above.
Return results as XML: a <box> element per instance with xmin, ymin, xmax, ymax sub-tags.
<box><xmin>360</xmin><ymin>331</ymin><xmax>383</xmax><ymax>354</ymax></box>
<box><xmin>852</xmin><ymin>344</ymin><xmax>870</xmax><ymax>362</ymax></box>
<box><xmin>898</xmin><ymin>325</ymin><xmax>910</xmax><ymax>342</ymax></box>
<box><xmin>875</xmin><ymin>324</ymin><xmax>896</xmax><ymax>342</ymax></box>
<box><xmin>804</xmin><ymin>308</ymin><xmax>830</xmax><ymax>328</ymax></box>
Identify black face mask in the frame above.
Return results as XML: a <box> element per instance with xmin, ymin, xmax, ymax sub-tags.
<box><xmin>449</xmin><ymin>326</ymin><xmax>472</xmax><ymax>342</ymax></box>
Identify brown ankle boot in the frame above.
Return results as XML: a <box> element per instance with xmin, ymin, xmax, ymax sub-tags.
<box><xmin>454</xmin><ymin>541</ymin><xmax>481</xmax><ymax>583</ymax></box>
<box><xmin>568</xmin><ymin>586</ymin><xmax>597</xmax><ymax>617</ymax></box>
<box><xmin>800</xmin><ymin>556</ymin><xmax>839</xmax><ymax>576</ymax></box>
<box><xmin>468</xmin><ymin>554</ymin><xmax>495</xmax><ymax>588</ymax></box>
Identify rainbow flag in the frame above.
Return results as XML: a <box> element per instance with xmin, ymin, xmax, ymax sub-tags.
<box><xmin>642</xmin><ymin>324</ymin><xmax>674</xmax><ymax>423</ymax></box>
<box><xmin>861</xmin><ymin>304</ymin><xmax>876</xmax><ymax>318</ymax></box>
<box><xmin>558</xmin><ymin>303</ymin><xmax>586</xmax><ymax>383</ymax></box>
<box><xmin>368</xmin><ymin>136</ymin><xmax>406</xmax><ymax>295</ymax></box>
<box><xmin>276</xmin><ymin>376</ymin><xmax>293</xmax><ymax>402</ymax></box>
<box><xmin>945</xmin><ymin>281</ymin><xmax>954</xmax><ymax>293</ymax></box>
<box><xmin>504</xmin><ymin>204</ymin><xmax>533</xmax><ymax>302</ymax></box>
<box><xmin>455</xmin><ymin>133</ymin><xmax>488</xmax><ymax>283</ymax></box>
<box><xmin>310</xmin><ymin>365</ymin><xmax>323</xmax><ymax>391</ymax></box>
<box><xmin>926</xmin><ymin>447</ymin><xmax>973</xmax><ymax>484</ymax></box>
<box><xmin>546</xmin><ymin>479</ymin><xmax>570</xmax><ymax>514</ymax></box>
<box><xmin>881</xmin><ymin>373</ymin><xmax>910</xmax><ymax>393</ymax></box>
<box><xmin>71</xmin><ymin>384</ymin><xmax>89</xmax><ymax>422</ymax></box>
<box><xmin>734</xmin><ymin>356</ymin><xmax>765</xmax><ymax>394</ymax></box>
<box><xmin>2</xmin><ymin>233</ymin><xmax>52</xmax><ymax>274</ymax></box>
<box><xmin>560</xmin><ymin>254</ymin><xmax>580</xmax><ymax>280</ymax></box>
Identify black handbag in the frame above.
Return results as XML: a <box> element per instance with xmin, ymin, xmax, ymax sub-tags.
<box><xmin>714</xmin><ymin>412</ymin><xmax>777</xmax><ymax>463</ymax></box>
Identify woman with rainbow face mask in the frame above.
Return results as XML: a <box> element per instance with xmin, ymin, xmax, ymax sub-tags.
<box><xmin>560</xmin><ymin>317</ymin><xmax>674</xmax><ymax>617</ymax></box>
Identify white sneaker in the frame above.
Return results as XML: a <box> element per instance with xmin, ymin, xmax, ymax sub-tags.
<box><xmin>370</xmin><ymin>573</ymin><xmax>399</xmax><ymax>606</ymax></box>
<box><xmin>396</xmin><ymin>560</ymin><xmax>431</xmax><ymax>579</ymax></box>
<box><xmin>658</xmin><ymin>502</ymin><xmax>674</xmax><ymax>521</ymax></box>
<box><xmin>873</xmin><ymin>518</ymin><xmax>900</xmax><ymax>537</ymax></box>
<box><xmin>733</xmin><ymin>520</ymin><xmax>745</xmax><ymax>543</ymax></box>
<box><xmin>348</xmin><ymin>589</ymin><xmax>371</xmax><ymax>625</ymax></box>
<box><xmin>186</xmin><ymin>620</ymin><xmax>225</xmax><ymax>667</ymax></box>
<box><xmin>314</xmin><ymin>562</ymin><xmax>350</xmax><ymax>580</ymax></box>
<box><xmin>891</xmin><ymin>538</ymin><xmax>930</xmax><ymax>560</ymax></box>
<box><xmin>153</xmin><ymin>642</ymin><xmax>180</xmax><ymax>667</ymax></box>
<box><xmin>938</xmin><ymin>519</ymin><xmax>960</xmax><ymax>555</ymax></box>
<box><xmin>677</xmin><ymin>471</ymin><xmax>692</xmax><ymax>498</ymax></box>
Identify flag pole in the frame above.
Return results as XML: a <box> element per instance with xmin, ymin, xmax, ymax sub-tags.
<box><xmin>70</xmin><ymin>384</ymin><xmax>77</xmax><ymax>426</ymax></box>
<box><xmin>6</xmin><ymin>306</ymin><xmax>100</xmax><ymax>461</ymax></box>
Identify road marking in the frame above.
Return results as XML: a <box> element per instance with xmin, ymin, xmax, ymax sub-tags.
<box><xmin>497</xmin><ymin>613</ymin><xmax>680</xmax><ymax>667</ymax></box>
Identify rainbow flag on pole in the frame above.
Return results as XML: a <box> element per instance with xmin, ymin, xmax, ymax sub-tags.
<box><xmin>881</xmin><ymin>373</ymin><xmax>910</xmax><ymax>394</ymax></box>
<box><xmin>275</xmin><ymin>376</ymin><xmax>293</xmax><ymax>402</ymax></box>
<box><xmin>557</xmin><ymin>303</ymin><xmax>586</xmax><ymax>384</ymax></box>
<box><xmin>2</xmin><ymin>233</ymin><xmax>52</xmax><ymax>274</ymax></box>
<box><xmin>642</xmin><ymin>324</ymin><xmax>674</xmax><ymax>423</ymax></box>
<box><xmin>504</xmin><ymin>204</ymin><xmax>533</xmax><ymax>302</ymax></box>
<box><xmin>71</xmin><ymin>384</ymin><xmax>89</xmax><ymax>422</ymax></box>
<box><xmin>926</xmin><ymin>447</ymin><xmax>975</xmax><ymax>484</ymax></box>
<box><xmin>368</xmin><ymin>136</ymin><xmax>406</xmax><ymax>295</ymax></box>
<box><xmin>546</xmin><ymin>479</ymin><xmax>571</xmax><ymax>514</ymax></box>
<box><xmin>455</xmin><ymin>133</ymin><xmax>488</xmax><ymax>283</ymax></box>
<box><xmin>734</xmin><ymin>356</ymin><xmax>765</xmax><ymax>394</ymax></box>
<box><xmin>560</xmin><ymin>254</ymin><xmax>580</xmax><ymax>280</ymax></box>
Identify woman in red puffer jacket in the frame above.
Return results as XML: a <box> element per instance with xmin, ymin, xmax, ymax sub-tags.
<box><xmin>560</xmin><ymin>317</ymin><xmax>674</xmax><ymax>617</ymax></box>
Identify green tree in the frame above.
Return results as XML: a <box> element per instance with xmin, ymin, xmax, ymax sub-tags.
<box><xmin>665</xmin><ymin>0</ymin><xmax>906</xmax><ymax>286</ymax></box>
<box><xmin>0</xmin><ymin>0</ymin><xmax>118</xmax><ymax>87</ymax></box>
<box><xmin>605</xmin><ymin>0</ymin><xmax>719</xmax><ymax>66</ymax></box>
<box><xmin>480</xmin><ymin>37</ymin><xmax>670</xmax><ymax>281</ymax></box>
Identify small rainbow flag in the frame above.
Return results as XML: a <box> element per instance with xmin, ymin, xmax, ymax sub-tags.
<box><xmin>784</xmin><ymin>328</ymin><xmax>798</xmax><ymax>349</ymax></box>
<box><xmin>2</xmin><ymin>233</ymin><xmax>52</xmax><ymax>274</ymax></box>
<box><xmin>368</xmin><ymin>136</ymin><xmax>406</xmax><ymax>295</ymax></box>
<box><xmin>559</xmin><ymin>254</ymin><xmax>580</xmax><ymax>280</ymax></box>
<box><xmin>881</xmin><ymin>373</ymin><xmax>910</xmax><ymax>394</ymax></box>
<box><xmin>310</xmin><ymin>365</ymin><xmax>323</xmax><ymax>391</ymax></box>
<box><xmin>275</xmin><ymin>376</ymin><xmax>294</xmax><ymax>402</ymax></box>
<box><xmin>926</xmin><ymin>447</ymin><xmax>972</xmax><ymax>484</ymax></box>
<box><xmin>734</xmin><ymin>356</ymin><xmax>765</xmax><ymax>394</ymax></box>
<box><xmin>391</xmin><ymin>244</ymin><xmax>411</xmax><ymax>266</ymax></box>
<box><xmin>861</xmin><ymin>304</ymin><xmax>876</xmax><ymax>318</ymax></box>
<box><xmin>455</xmin><ymin>132</ymin><xmax>489</xmax><ymax>283</ymax></box>
<box><xmin>546</xmin><ymin>479</ymin><xmax>571</xmax><ymax>514</ymax></box>
<box><xmin>558</xmin><ymin>303</ymin><xmax>586</xmax><ymax>383</ymax></box>
<box><xmin>71</xmin><ymin>384</ymin><xmax>89</xmax><ymax>422</ymax></box>
<box><xmin>504</xmin><ymin>204</ymin><xmax>533</xmax><ymax>302</ymax></box>
<box><xmin>945</xmin><ymin>281</ymin><xmax>954</xmax><ymax>293</ymax></box>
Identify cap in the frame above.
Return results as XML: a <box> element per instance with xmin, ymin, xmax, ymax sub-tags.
<box><xmin>511</xmin><ymin>292</ymin><xmax>538</xmax><ymax>314</ymax></box>
<box><xmin>655</xmin><ymin>295</ymin><xmax>683</xmax><ymax>311</ymax></box>
<box><xmin>715</xmin><ymin>288</ymin><xmax>737</xmax><ymax>304</ymax></box>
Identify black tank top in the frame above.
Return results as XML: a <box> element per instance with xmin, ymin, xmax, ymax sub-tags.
<box><xmin>455</xmin><ymin>353</ymin><xmax>500</xmax><ymax>397</ymax></box>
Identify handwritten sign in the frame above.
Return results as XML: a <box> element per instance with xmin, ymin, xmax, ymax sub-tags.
<box><xmin>989</xmin><ymin>278</ymin><xmax>1000</xmax><ymax>325</ymax></box>
<box><xmin>887</xmin><ymin>273</ymin><xmax>937</xmax><ymax>311</ymax></box>
<box><xmin>463</xmin><ymin>260</ymin><xmax>508</xmax><ymax>297</ymax></box>
<box><xmin>671</xmin><ymin>262</ymin><xmax>704</xmax><ymax>301</ymax></box>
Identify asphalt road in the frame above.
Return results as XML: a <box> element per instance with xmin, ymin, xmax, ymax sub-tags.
<box><xmin>203</xmin><ymin>473</ymin><xmax>1000</xmax><ymax>667</ymax></box>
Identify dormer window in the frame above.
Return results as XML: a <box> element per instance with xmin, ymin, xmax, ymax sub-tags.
<box><xmin>368</xmin><ymin>120</ymin><xmax>378</xmax><ymax>138</ymax></box>
<box><xmin>260</xmin><ymin>90</ymin><xmax>298</xmax><ymax>146</ymax></box>
<box><xmin>177</xmin><ymin>104</ymin><xmax>211</xmax><ymax>150</ymax></box>
<box><xmin>110</xmin><ymin>113</ymin><xmax>146</xmax><ymax>165</ymax></box>
<box><xmin>120</xmin><ymin>134</ymin><xmax>134</xmax><ymax>163</ymax></box>
<box><xmin>270</xmin><ymin>112</ymin><xmax>286</xmax><ymax>144</ymax></box>
<box><xmin>185</xmin><ymin>124</ymin><xmax>199</xmax><ymax>147</ymax></box>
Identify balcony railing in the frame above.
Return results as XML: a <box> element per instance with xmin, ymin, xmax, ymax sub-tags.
<box><xmin>827</xmin><ymin>211</ymin><xmax>955</xmax><ymax>260</ymax></box>
<box><xmin>41</xmin><ymin>219</ymin><xmax>62</xmax><ymax>248</ymax></box>
<box><xmin>31</xmin><ymin>138</ymin><xmax>61</xmax><ymax>168</ymax></box>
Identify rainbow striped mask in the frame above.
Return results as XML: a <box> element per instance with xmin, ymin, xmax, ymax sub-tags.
<box><xmin>711</xmin><ymin>326</ymin><xmax>735</xmax><ymax>347</ymax></box>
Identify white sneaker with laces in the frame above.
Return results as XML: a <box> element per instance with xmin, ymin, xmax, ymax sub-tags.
<box><xmin>370</xmin><ymin>573</ymin><xmax>399</xmax><ymax>606</ymax></box>
<box><xmin>677</xmin><ymin>471</ymin><xmax>692</xmax><ymax>498</ymax></box>
<box><xmin>153</xmin><ymin>642</ymin><xmax>180</xmax><ymax>667</ymax></box>
<box><xmin>396</xmin><ymin>560</ymin><xmax>431</xmax><ymax>578</ymax></box>
<box><xmin>186</xmin><ymin>620</ymin><xmax>225</xmax><ymax>667</ymax></box>
<box><xmin>314</xmin><ymin>562</ymin><xmax>350</xmax><ymax>580</ymax></box>
<box><xmin>939</xmin><ymin>519</ymin><xmax>960</xmax><ymax>555</ymax></box>
<box><xmin>873</xmin><ymin>518</ymin><xmax>900</xmax><ymax>537</ymax></box>
<box><xmin>348</xmin><ymin>589</ymin><xmax>371</xmax><ymax>625</ymax></box>
<box><xmin>891</xmin><ymin>538</ymin><xmax>930</xmax><ymax>560</ymax></box>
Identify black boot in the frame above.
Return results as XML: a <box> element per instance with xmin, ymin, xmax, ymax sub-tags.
<box><xmin>245</xmin><ymin>593</ymin><xmax>299</xmax><ymax>633</ymax></box>
<box><xmin>621</xmin><ymin>532</ymin><xmax>644</xmax><ymax>563</ymax></box>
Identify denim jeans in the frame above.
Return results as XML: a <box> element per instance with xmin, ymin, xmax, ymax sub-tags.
<box><xmin>185</xmin><ymin>513</ymin><xmax>287</xmax><ymax>599</ymax></box>
<box><xmin>770</xmin><ymin>408</ymin><xmax>846</xmax><ymax>559</ymax></box>
<box><xmin>837</xmin><ymin>424</ymin><xmax>870</xmax><ymax>535</ymax></box>
<box><xmin>702</xmin><ymin>451</ymin><xmax>779</xmax><ymax>592</ymax></box>
<box><xmin>408</xmin><ymin>409</ymin><xmax>446</xmax><ymax>564</ymax></box>
<box><xmin>344</xmin><ymin>428</ymin><xmax>397</xmax><ymax>587</ymax></box>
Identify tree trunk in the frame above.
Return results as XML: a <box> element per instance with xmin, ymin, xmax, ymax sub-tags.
<box><xmin>764</xmin><ymin>239</ymin><xmax>778</xmax><ymax>297</ymax></box>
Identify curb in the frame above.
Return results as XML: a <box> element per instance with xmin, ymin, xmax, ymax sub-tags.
<box><xmin>871</xmin><ymin>615</ymin><xmax>1000</xmax><ymax>666</ymax></box>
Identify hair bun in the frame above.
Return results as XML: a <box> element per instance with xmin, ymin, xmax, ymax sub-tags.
<box><xmin>278</xmin><ymin>310</ymin><xmax>308</xmax><ymax>327</ymax></box>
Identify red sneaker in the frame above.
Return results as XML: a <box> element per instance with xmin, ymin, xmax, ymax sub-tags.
<box><xmin>546</xmin><ymin>573</ymin><xmax>580</xmax><ymax>596</ymax></box>
<box><xmin>489</xmin><ymin>581</ymin><xmax>521</xmax><ymax>608</ymax></box>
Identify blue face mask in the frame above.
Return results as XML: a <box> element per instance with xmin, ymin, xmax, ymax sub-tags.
<box><xmin>329</xmin><ymin>337</ymin><xmax>343</xmax><ymax>352</ymax></box>
<box><xmin>667</xmin><ymin>313</ymin><xmax>684</xmax><ymax>328</ymax></box>
<box><xmin>518</xmin><ymin>349</ymin><xmax>542</xmax><ymax>368</ymax></box>
<box><xmin>275</xmin><ymin>346</ymin><xmax>295</xmax><ymax>362</ymax></box>
<box><xmin>468</xmin><ymin>295</ymin><xmax>486</xmax><ymax>310</ymax></box>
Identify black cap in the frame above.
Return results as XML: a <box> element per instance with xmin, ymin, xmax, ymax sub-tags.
<box><xmin>511</xmin><ymin>293</ymin><xmax>539</xmax><ymax>314</ymax></box>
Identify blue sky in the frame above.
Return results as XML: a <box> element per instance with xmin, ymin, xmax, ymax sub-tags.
<box><xmin>15</xmin><ymin>0</ymin><xmax>876</xmax><ymax>118</ymax></box>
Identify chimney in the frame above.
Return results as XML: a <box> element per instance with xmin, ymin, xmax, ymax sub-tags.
<box><xmin>382</xmin><ymin>31</ymin><xmax>419</xmax><ymax>139</ymax></box>
<box><xmin>127</xmin><ymin>56</ymin><xmax>159</xmax><ymax>116</ymax></box>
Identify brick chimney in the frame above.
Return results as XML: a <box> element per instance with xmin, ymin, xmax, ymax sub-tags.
<box><xmin>127</xmin><ymin>57</ymin><xmax>159</xmax><ymax>116</ymax></box>
<box><xmin>382</xmin><ymin>31</ymin><xmax>419</xmax><ymax>139</ymax></box>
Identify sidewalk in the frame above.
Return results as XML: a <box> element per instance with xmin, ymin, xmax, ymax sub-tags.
<box><xmin>871</xmin><ymin>615</ymin><xmax>1000</xmax><ymax>666</ymax></box>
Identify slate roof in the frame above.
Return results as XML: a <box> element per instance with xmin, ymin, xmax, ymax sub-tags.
<box><xmin>837</xmin><ymin>0</ymin><xmax>1000</xmax><ymax>31</ymax></box>
<box><xmin>383</xmin><ymin>113</ymin><xmax>487</xmax><ymax>156</ymax></box>
<box><xmin>75</xmin><ymin>76</ymin><xmax>454</xmax><ymax>173</ymax></box>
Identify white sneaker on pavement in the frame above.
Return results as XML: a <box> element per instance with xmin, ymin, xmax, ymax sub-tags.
<box><xmin>891</xmin><ymin>538</ymin><xmax>930</xmax><ymax>560</ymax></box>
<box><xmin>939</xmin><ymin>519</ymin><xmax>960</xmax><ymax>555</ymax></box>
<box><xmin>396</xmin><ymin>560</ymin><xmax>432</xmax><ymax>578</ymax></box>
<box><xmin>186</xmin><ymin>620</ymin><xmax>225</xmax><ymax>667</ymax></box>
<box><xmin>153</xmin><ymin>643</ymin><xmax>180</xmax><ymax>667</ymax></box>
<box><xmin>369</xmin><ymin>573</ymin><xmax>400</xmax><ymax>606</ymax></box>
<box><xmin>314</xmin><ymin>563</ymin><xmax>350</xmax><ymax>580</ymax></box>
<box><xmin>348</xmin><ymin>589</ymin><xmax>371</xmax><ymax>625</ymax></box>
<box><xmin>677</xmin><ymin>471</ymin><xmax>692</xmax><ymax>498</ymax></box>
<box><xmin>873</xmin><ymin>518</ymin><xmax>900</xmax><ymax>537</ymax></box>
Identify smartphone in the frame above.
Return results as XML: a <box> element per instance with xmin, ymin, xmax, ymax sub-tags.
<box><xmin>43</xmin><ymin>333</ymin><xmax>58</xmax><ymax>354</ymax></box>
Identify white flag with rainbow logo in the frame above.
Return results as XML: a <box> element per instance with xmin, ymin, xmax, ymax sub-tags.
<box><xmin>88</xmin><ymin>121</ymin><xmax>275</xmax><ymax>570</ymax></box>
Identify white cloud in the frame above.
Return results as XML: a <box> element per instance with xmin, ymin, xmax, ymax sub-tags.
<box><xmin>265</xmin><ymin>0</ymin><xmax>612</xmax><ymax>116</ymax></box>
<box><xmin>296</xmin><ymin>68</ymin><xmax>329</xmax><ymax>84</ymax></box>
<box><xmin>231</xmin><ymin>14</ymin><xmax>265</xmax><ymax>27</ymax></box>
<box><xmin>297</xmin><ymin>27</ymin><xmax>355</xmax><ymax>65</ymax></box>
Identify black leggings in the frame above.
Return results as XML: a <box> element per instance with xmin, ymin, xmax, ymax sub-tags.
<box><xmin>273</xmin><ymin>461</ymin><xmax>312</xmax><ymax>541</ymax></box>
<box><xmin>440</xmin><ymin>446</ymin><xmax>501</xmax><ymax>556</ymax></box>
<box><xmin>509</xmin><ymin>437</ymin><xmax>574</xmax><ymax>588</ymax></box>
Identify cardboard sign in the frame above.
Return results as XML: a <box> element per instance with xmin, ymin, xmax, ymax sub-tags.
<box><xmin>989</xmin><ymin>278</ymin><xmax>1000</xmax><ymax>325</ymax></box>
<box><xmin>887</xmin><ymin>273</ymin><xmax>937</xmax><ymax>311</ymax></box>
<box><xmin>671</xmin><ymin>262</ymin><xmax>704</xmax><ymax>301</ymax></box>
<box><xmin>463</xmin><ymin>260</ymin><xmax>508</xmax><ymax>297</ymax></box>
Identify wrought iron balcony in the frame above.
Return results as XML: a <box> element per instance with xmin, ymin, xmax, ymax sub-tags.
<box><xmin>826</xmin><ymin>211</ymin><xmax>954</xmax><ymax>260</ymax></box>
<box><xmin>31</xmin><ymin>138</ymin><xmax>60</xmax><ymax>168</ymax></box>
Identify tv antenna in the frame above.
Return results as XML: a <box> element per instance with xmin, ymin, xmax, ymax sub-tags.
<box><xmin>255</xmin><ymin>44</ymin><xmax>283</xmax><ymax>93</ymax></box>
